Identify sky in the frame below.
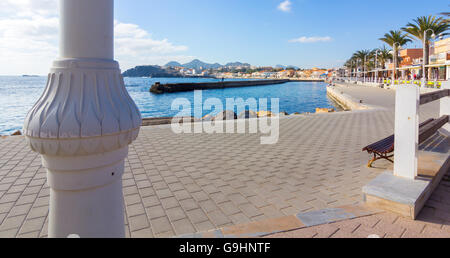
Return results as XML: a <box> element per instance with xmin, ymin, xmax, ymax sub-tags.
<box><xmin>0</xmin><ymin>0</ymin><xmax>448</xmax><ymax>75</ymax></box>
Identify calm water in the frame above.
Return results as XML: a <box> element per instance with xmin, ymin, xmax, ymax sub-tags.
<box><xmin>0</xmin><ymin>76</ymin><xmax>335</xmax><ymax>135</ymax></box>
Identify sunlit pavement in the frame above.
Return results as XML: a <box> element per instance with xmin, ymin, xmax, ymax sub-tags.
<box><xmin>0</xmin><ymin>83</ymin><xmax>447</xmax><ymax>238</ymax></box>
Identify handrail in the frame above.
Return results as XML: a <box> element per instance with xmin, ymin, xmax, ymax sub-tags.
<box><xmin>420</xmin><ymin>89</ymin><xmax>450</xmax><ymax>106</ymax></box>
<box><xmin>418</xmin><ymin>115</ymin><xmax>449</xmax><ymax>144</ymax></box>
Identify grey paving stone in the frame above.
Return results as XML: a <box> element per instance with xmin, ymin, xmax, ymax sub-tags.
<box><xmin>150</xmin><ymin>216</ymin><xmax>173</xmax><ymax>235</ymax></box>
<box><xmin>297</xmin><ymin>208</ymin><xmax>356</xmax><ymax>227</ymax></box>
<box><xmin>128</xmin><ymin>214</ymin><xmax>150</xmax><ymax>232</ymax></box>
<box><xmin>166</xmin><ymin>207</ymin><xmax>187</xmax><ymax>222</ymax></box>
<box><xmin>19</xmin><ymin>217</ymin><xmax>46</xmax><ymax>234</ymax></box>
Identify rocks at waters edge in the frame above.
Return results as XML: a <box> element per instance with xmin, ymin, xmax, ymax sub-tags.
<box><xmin>238</xmin><ymin>110</ymin><xmax>258</xmax><ymax>119</ymax></box>
<box><xmin>315</xmin><ymin>108</ymin><xmax>335</xmax><ymax>114</ymax></box>
<box><xmin>202</xmin><ymin>114</ymin><xmax>215</xmax><ymax>121</ymax></box>
<box><xmin>11</xmin><ymin>130</ymin><xmax>22</xmax><ymax>136</ymax></box>
<box><xmin>212</xmin><ymin>110</ymin><xmax>237</xmax><ymax>121</ymax></box>
<box><xmin>257</xmin><ymin>111</ymin><xmax>274</xmax><ymax>117</ymax></box>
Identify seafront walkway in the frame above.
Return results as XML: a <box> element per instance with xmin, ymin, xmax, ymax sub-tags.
<box><xmin>0</xmin><ymin>83</ymin><xmax>448</xmax><ymax>238</ymax></box>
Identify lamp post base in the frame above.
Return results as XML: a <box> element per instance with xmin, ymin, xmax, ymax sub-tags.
<box><xmin>44</xmin><ymin>146</ymin><xmax>128</xmax><ymax>238</ymax></box>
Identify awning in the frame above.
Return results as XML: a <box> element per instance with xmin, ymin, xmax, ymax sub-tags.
<box><xmin>398</xmin><ymin>66</ymin><xmax>422</xmax><ymax>71</ymax></box>
<box><xmin>425</xmin><ymin>63</ymin><xmax>447</xmax><ymax>68</ymax></box>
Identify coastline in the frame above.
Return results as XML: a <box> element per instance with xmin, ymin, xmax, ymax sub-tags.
<box><xmin>326</xmin><ymin>84</ymin><xmax>372</xmax><ymax>111</ymax></box>
<box><xmin>0</xmin><ymin>77</ymin><xmax>334</xmax><ymax>135</ymax></box>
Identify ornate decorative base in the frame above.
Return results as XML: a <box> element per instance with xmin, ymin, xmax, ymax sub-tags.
<box><xmin>24</xmin><ymin>58</ymin><xmax>141</xmax><ymax>156</ymax></box>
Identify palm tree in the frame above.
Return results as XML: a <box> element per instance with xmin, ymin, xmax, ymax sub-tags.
<box><xmin>439</xmin><ymin>12</ymin><xmax>449</xmax><ymax>32</ymax></box>
<box><xmin>379</xmin><ymin>30</ymin><xmax>411</xmax><ymax>80</ymax></box>
<box><xmin>376</xmin><ymin>46</ymin><xmax>393</xmax><ymax>70</ymax></box>
<box><xmin>374</xmin><ymin>46</ymin><xmax>393</xmax><ymax>79</ymax></box>
<box><xmin>352</xmin><ymin>49</ymin><xmax>373</xmax><ymax>80</ymax></box>
<box><xmin>402</xmin><ymin>16</ymin><xmax>449</xmax><ymax>80</ymax></box>
<box><xmin>344</xmin><ymin>59</ymin><xmax>356</xmax><ymax>77</ymax></box>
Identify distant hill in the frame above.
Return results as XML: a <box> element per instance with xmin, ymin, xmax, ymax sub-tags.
<box><xmin>276</xmin><ymin>64</ymin><xmax>299</xmax><ymax>70</ymax></box>
<box><xmin>122</xmin><ymin>65</ymin><xmax>181</xmax><ymax>77</ymax></box>
<box><xmin>225</xmin><ymin>62</ymin><xmax>251</xmax><ymax>68</ymax></box>
<box><xmin>164</xmin><ymin>59</ymin><xmax>250</xmax><ymax>69</ymax></box>
<box><xmin>182</xmin><ymin>59</ymin><xmax>222</xmax><ymax>70</ymax></box>
<box><xmin>164</xmin><ymin>61</ymin><xmax>182</xmax><ymax>67</ymax></box>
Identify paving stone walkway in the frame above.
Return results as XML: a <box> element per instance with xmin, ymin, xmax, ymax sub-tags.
<box><xmin>265</xmin><ymin>169</ymin><xmax>450</xmax><ymax>238</ymax></box>
<box><xmin>0</xmin><ymin>83</ymin><xmax>445</xmax><ymax>238</ymax></box>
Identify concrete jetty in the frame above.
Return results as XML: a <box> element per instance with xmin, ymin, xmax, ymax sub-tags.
<box><xmin>150</xmin><ymin>79</ymin><xmax>289</xmax><ymax>94</ymax></box>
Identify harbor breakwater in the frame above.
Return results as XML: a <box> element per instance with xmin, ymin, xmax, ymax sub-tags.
<box><xmin>150</xmin><ymin>79</ymin><xmax>290</xmax><ymax>94</ymax></box>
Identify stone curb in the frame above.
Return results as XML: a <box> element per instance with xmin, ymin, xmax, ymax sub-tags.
<box><xmin>174</xmin><ymin>205</ymin><xmax>383</xmax><ymax>238</ymax></box>
<box><xmin>327</xmin><ymin>85</ymin><xmax>371</xmax><ymax>111</ymax></box>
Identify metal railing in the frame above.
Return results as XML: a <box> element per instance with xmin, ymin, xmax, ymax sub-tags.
<box><xmin>332</xmin><ymin>77</ymin><xmax>445</xmax><ymax>89</ymax></box>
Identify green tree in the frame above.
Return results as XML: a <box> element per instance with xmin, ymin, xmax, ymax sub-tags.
<box><xmin>352</xmin><ymin>50</ymin><xmax>372</xmax><ymax>79</ymax></box>
<box><xmin>375</xmin><ymin>46</ymin><xmax>393</xmax><ymax>70</ymax></box>
<box><xmin>379</xmin><ymin>30</ymin><xmax>411</xmax><ymax>80</ymax></box>
<box><xmin>402</xmin><ymin>16</ymin><xmax>449</xmax><ymax>79</ymax></box>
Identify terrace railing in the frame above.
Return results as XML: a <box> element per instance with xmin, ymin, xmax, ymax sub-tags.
<box><xmin>394</xmin><ymin>81</ymin><xmax>449</xmax><ymax>179</ymax></box>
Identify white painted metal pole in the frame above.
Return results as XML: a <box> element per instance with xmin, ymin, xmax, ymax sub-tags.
<box><xmin>375</xmin><ymin>52</ymin><xmax>378</xmax><ymax>84</ymax></box>
<box><xmin>60</xmin><ymin>0</ymin><xmax>114</xmax><ymax>59</ymax></box>
<box><xmin>364</xmin><ymin>56</ymin><xmax>366</xmax><ymax>83</ymax></box>
<box><xmin>394</xmin><ymin>84</ymin><xmax>420</xmax><ymax>179</ymax></box>
<box><xmin>23</xmin><ymin>0</ymin><xmax>141</xmax><ymax>238</ymax></box>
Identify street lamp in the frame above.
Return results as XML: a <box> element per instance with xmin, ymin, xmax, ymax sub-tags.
<box><xmin>352</xmin><ymin>60</ymin><xmax>355</xmax><ymax>81</ymax></box>
<box><xmin>23</xmin><ymin>0</ymin><xmax>141</xmax><ymax>238</ymax></box>
<box><xmin>375</xmin><ymin>50</ymin><xmax>381</xmax><ymax>84</ymax></box>
<box><xmin>422</xmin><ymin>29</ymin><xmax>436</xmax><ymax>85</ymax></box>
<box><xmin>392</xmin><ymin>42</ymin><xmax>401</xmax><ymax>84</ymax></box>
<box><xmin>363</xmin><ymin>56</ymin><xmax>367</xmax><ymax>83</ymax></box>
<box><xmin>357</xmin><ymin>58</ymin><xmax>360</xmax><ymax>81</ymax></box>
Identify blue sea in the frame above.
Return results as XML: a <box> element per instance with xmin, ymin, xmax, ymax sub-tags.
<box><xmin>0</xmin><ymin>76</ymin><xmax>336</xmax><ymax>135</ymax></box>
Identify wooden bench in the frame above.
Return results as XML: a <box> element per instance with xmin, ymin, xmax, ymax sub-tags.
<box><xmin>363</xmin><ymin>116</ymin><xmax>449</xmax><ymax>167</ymax></box>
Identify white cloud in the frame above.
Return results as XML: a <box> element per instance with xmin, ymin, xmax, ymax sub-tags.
<box><xmin>0</xmin><ymin>0</ymin><xmax>57</xmax><ymax>17</ymax></box>
<box><xmin>278</xmin><ymin>1</ymin><xmax>292</xmax><ymax>12</ymax></box>
<box><xmin>0</xmin><ymin>0</ymin><xmax>192</xmax><ymax>75</ymax></box>
<box><xmin>289</xmin><ymin>36</ymin><xmax>333</xmax><ymax>43</ymax></box>
<box><xmin>113</xmin><ymin>21</ymin><xmax>190</xmax><ymax>71</ymax></box>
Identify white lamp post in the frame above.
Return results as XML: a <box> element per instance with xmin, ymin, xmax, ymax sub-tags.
<box><xmin>392</xmin><ymin>42</ymin><xmax>401</xmax><ymax>85</ymax></box>
<box><xmin>23</xmin><ymin>0</ymin><xmax>141</xmax><ymax>238</ymax></box>
<box><xmin>422</xmin><ymin>29</ymin><xmax>436</xmax><ymax>86</ymax></box>
<box><xmin>356</xmin><ymin>59</ymin><xmax>360</xmax><ymax>82</ymax></box>
<box><xmin>375</xmin><ymin>50</ymin><xmax>380</xmax><ymax>84</ymax></box>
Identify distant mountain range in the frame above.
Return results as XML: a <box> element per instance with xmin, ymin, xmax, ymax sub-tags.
<box><xmin>275</xmin><ymin>64</ymin><xmax>300</xmax><ymax>70</ymax></box>
<box><xmin>122</xmin><ymin>59</ymin><xmax>298</xmax><ymax>77</ymax></box>
<box><xmin>164</xmin><ymin>59</ymin><xmax>251</xmax><ymax>70</ymax></box>
<box><xmin>122</xmin><ymin>65</ymin><xmax>181</xmax><ymax>78</ymax></box>
<box><xmin>224</xmin><ymin>62</ymin><xmax>251</xmax><ymax>68</ymax></box>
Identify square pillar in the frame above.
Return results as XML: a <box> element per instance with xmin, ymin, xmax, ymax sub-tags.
<box><xmin>394</xmin><ymin>84</ymin><xmax>420</xmax><ymax>179</ymax></box>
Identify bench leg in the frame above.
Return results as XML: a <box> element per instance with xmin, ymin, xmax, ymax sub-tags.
<box><xmin>367</xmin><ymin>153</ymin><xmax>394</xmax><ymax>168</ymax></box>
<box><xmin>367</xmin><ymin>155</ymin><xmax>376</xmax><ymax>168</ymax></box>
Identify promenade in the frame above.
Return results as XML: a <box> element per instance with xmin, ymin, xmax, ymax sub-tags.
<box><xmin>0</xmin><ymin>83</ymin><xmax>448</xmax><ymax>238</ymax></box>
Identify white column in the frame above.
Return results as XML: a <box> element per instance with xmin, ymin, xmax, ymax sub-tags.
<box><xmin>23</xmin><ymin>0</ymin><xmax>141</xmax><ymax>238</ymax></box>
<box><xmin>60</xmin><ymin>0</ymin><xmax>114</xmax><ymax>59</ymax></box>
<box><xmin>441</xmin><ymin>81</ymin><xmax>450</xmax><ymax>135</ymax></box>
<box><xmin>394</xmin><ymin>84</ymin><xmax>420</xmax><ymax>179</ymax></box>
